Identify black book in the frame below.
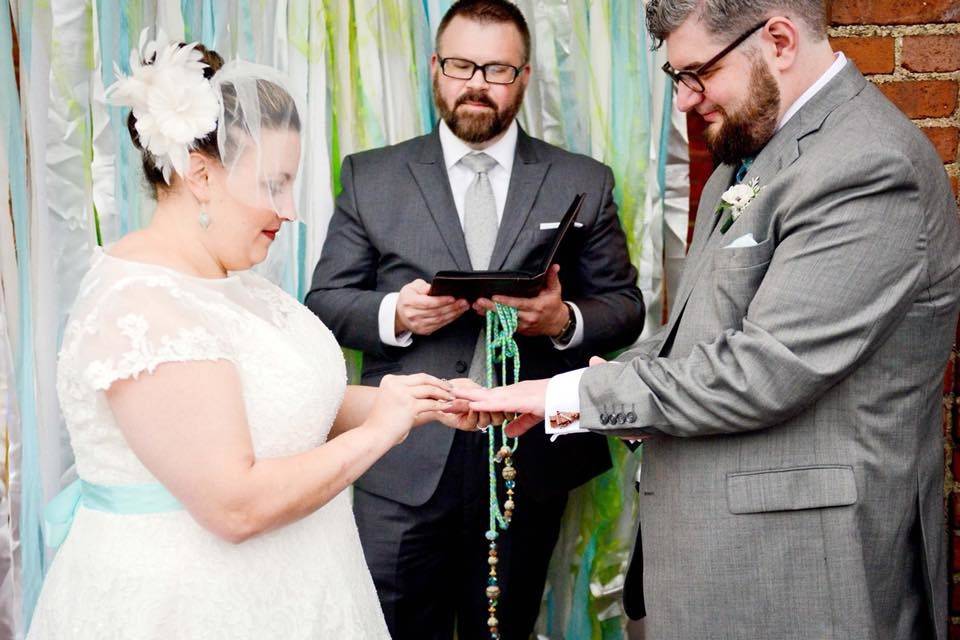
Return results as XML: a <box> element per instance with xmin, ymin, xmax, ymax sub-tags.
<box><xmin>429</xmin><ymin>193</ymin><xmax>585</xmax><ymax>301</ymax></box>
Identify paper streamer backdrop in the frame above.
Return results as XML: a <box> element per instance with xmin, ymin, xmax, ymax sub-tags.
<box><xmin>1</xmin><ymin>1</ymin><xmax>687</xmax><ymax>637</ymax></box>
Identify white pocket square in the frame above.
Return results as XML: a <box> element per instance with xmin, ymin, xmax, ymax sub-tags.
<box><xmin>539</xmin><ymin>221</ymin><xmax>584</xmax><ymax>230</ymax></box>
<box><xmin>724</xmin><ymin>232</ymin><xmax>757</xmax><ymax>249</ymax></box>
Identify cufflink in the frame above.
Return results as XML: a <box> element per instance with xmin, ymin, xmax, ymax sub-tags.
<box><xmin>549</xmin><ymin>411</ymin><xmax>580</xmax><ymax>429</ymax></box>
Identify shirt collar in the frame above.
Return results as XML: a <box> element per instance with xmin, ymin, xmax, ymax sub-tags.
<box><xmin>777</xmin><ymin>51</ymin><xmax>847</xmax><ymax>131</ymax></box>
<box><xmin>439</xmin><ymin>118</ymin><xmax>518</xmax><ymax>174</ymax></box>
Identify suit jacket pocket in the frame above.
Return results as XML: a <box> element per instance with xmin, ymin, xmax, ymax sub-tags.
<box><xmin>726</xmin><ymin>465</ymin><xmax>857</xmax><ymax>514</ymax></box>
<box><xmin>711</xmin><ymin>238</ymin><xmax>774</xmax><ymax>329</ymax></box>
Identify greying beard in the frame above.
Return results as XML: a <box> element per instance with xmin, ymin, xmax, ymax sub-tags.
<box><xmin>433</xmin><ymin>73</ymin><xmax>525</xmax><ymax>144</ymax></box>
<box><xmin>705</xmin><ymin>59</ymin><xmax>781</xmax><ymax>165</ymax></box>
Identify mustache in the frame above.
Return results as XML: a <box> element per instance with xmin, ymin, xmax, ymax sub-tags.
<box><xmin>455</xmin><ymin>91</ymin><xmax>496</xmax><ymax>110</ymax></box>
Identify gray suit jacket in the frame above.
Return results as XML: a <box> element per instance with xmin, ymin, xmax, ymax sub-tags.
<box><xmin>581</xmin><ymin>63</ymin><xmax>960</xmax><ymax>639</ymax></box>
<box><xmin>307</xmin><ymin>127</ymin><xmax>644</xmax><ymax>506</ymax></box>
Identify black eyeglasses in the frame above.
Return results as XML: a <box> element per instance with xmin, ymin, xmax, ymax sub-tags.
<box><xmin>662</xmin><ymin>20</ymin><xmax>767</xmax><ymax>93</ymax></box>
<box><xmin>439</xmin><ymin>57</ymin><xmax>524</xmax><ymax>85</ymax></box>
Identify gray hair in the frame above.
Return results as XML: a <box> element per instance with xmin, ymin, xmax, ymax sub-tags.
<box><xmin>645</xmin><ymin>0</ymin><xmax>828</xmax><ymax>49</ymax></box>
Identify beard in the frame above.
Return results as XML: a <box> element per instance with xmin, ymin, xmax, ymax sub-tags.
<box><xmin>704</xmin><ymin>58</ymin><xmax>781</xmax><ymax>165</ymax></box>
<box><xmin>433</xmin><ymin>73</ymin><xmax>525</xmax><ymax>144</ymax></box>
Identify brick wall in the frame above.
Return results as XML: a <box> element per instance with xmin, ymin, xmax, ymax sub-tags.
<box><xmin>827</xmin><ymin>1</ymin><xmax>960</xmax><ymax>635</ymax></box>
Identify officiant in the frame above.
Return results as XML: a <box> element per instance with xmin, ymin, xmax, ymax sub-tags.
<box><xmin>305</xmin><ymin>1</ymin><xmax>643</xmax><ymax>637</ymax></box>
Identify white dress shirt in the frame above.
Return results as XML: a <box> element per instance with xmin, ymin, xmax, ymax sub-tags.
<box><xmin>378</xmin><ymin>119</ymin><xmax>584</xmax><ymax>349</ymax></box>
<box><xmin>543</xmin><ymin>53</ymin><xmax>850</xmax><ymax>436</ymax></box>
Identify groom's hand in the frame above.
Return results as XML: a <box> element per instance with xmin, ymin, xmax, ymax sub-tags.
<box><xmin>474</xmin><ymin>265</ymin><xmax>568</xmax><ymax>337</ymax></box>
<box><xmin>454</xmin><ymin>379</ymin><xmax>549</xmax><ymax>437</ymax></box>
<box><xmin>396</xmin><ymin>279</ymin><xmax>469</xmax><ymax>336</ymax></box>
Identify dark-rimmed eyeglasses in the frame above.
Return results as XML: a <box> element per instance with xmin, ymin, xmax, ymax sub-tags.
<box><xmin>439</xmin><ymin>57</ymin><xmax>523</xmax><ymax>85</ymax></box>
<box><xmin>662</xmin><ymin>20</ymin><xmax>768</xmax><ymax>94</ymax></box>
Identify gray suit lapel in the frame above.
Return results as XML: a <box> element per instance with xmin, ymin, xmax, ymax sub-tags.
<box><xmin>408</xmin><ymin>131</ymin><xmax>473</xmax><ymax>271</ymax></box>
<box><xmin>656</xmin><ymin>163</ymin><xmax>734</xmax><ymax>351</ymax></box>
<box><xmin>489</xmin><ymin>129</ymin><xmax>550</xmax><ymax>271</ymax></box>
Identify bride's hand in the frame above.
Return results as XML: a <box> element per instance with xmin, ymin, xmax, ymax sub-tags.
<box><xmin>424</xmin><ymin>378</ymin><xmax>507</xmax><ymax>431</ymax></box>
<box><xmin>368</xmin><ymin>374</ymin><xmax>455</xmax><ymax>444</ymax></box>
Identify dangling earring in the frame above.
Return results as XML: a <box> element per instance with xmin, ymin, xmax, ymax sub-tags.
<box><xmin>198</xmin><ymin>209</ymin><xmax>211</xmax><ymax>230</ymax></box>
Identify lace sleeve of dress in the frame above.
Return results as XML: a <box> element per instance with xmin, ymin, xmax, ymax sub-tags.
<box><xmin>64</xmin><ymin>274</ymin><xmax>238</xmax><ymax>392</ymax></box>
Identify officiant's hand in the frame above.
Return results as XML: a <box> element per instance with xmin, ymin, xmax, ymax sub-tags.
<box><xmin>454</xmin><ymin>379</ymin><xmax>549</xmax><ymax>437</ymax></box>
<box><xmin>473</xmin><ymin>265</ymin><xmax>568</xmax><ymax>337</ymax></box>
<box><xmin>396</xmin><ymin>279</ymin><xmax>469</xmax><ymax>336</ymax></box>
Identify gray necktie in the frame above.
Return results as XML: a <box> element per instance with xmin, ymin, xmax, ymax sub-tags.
<box><xmin>460</xmin><ymin>152</ymin><xmax>499</xmax><ymax>385</ymax></box>
<box><xmin>461</xmin><ymin>152</ymin><xmax>499</xmax><ymax>270</ymax></box>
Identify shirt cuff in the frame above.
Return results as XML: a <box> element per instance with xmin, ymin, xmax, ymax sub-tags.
<box><xmin>544</xmin><ymin>368</ymin><xmax>587</xmax><ymax>437</ymax></box>
<box><xmin>378</xmin><ymin>292</ymin><xmax>413</xmax><ymax>347</ymax></box>
<box><xmin>551</xmin><ymin>301</ymin><xmax>585</xmax><ymax>350</ymax></box>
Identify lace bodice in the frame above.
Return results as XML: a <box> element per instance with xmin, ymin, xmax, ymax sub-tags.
<box><xmin>31</xmin><ymin>249</ymin><xmax>389</xmax><ymax>639</ymax></box>
<box><xmin>57</xmin><ymin>248</ymin><xmax>347</xmax><ymax>484</ymax></box>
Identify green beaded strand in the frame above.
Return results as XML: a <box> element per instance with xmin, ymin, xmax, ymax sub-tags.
<box><xmin>483</xmin><ymin>303</ymin><xmax>520</xmax><ymax>640</ymax></box>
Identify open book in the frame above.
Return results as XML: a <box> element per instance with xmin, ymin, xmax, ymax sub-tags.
<box><xmin>429</xmin><ymin>193</ymin><xmax>586</xmax><ymax>301</ymax></box>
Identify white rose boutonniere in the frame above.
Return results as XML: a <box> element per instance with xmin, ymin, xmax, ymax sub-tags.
<box><xmin>716</xmin><ymin>177</ymin><xmax>762</xmax><ymax>234</ymax></box>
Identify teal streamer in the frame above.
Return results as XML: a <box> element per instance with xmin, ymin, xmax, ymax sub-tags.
<box><xmin>96</xmin><ymin>0</ymin><xmax>139</xmax><ymax>239</ymax></box>
<box><xmin>413</xmin><ymin>0</ymin><xmax>436</xmax><ymax>131</ymax></box>
<box><xmin>238</xmin><ymin>0</ymin><xmax>256</xmax><ymax>61</ymax></box>
<box><xmin>2</xmin><ymin>0</ymin><xmax>45</xmax><ymax>628</ymax></box>
<box><xmin>200</xmin><ymin>0</ymin><xmax>216</xmax><ymax>47</ymax></box>
<box><xmin>296</xmin><ymin>221</ymin><xmax>308</xmax><ymax>302</ymax></box>
<box><xmin>565</xmin><ymin>531</ymin><xmax>599</xmax><ymax>640</ymax></box>
<box><xmin>657</xmin><ymin>81</ymin><xmax>674</xmax><ymax>209</ymax></box>
<box><xmin>180</xmin><ymin>0</ymin><xmax>195</xmax><ymax>41</ymax></box>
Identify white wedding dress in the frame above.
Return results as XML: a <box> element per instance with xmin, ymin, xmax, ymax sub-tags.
<box><xmin>28</xmin><ymin>248</ymin><xmax>390</xmax><ymax>639</ymax></box>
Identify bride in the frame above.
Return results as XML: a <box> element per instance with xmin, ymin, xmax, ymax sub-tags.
<box><xmin>28</xmin><ymin>34</ymin><xmax>478</xmax><ymax>639</ymax></box>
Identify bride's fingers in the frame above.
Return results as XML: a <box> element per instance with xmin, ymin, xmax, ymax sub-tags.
<box><xmin>406</xmin><ymin>384</ymin><xmax>455</xmax><ymax>401</ymax></box>
<box><xmin>414</xmin><ymin>398</ymin><xmax>463</xmax><ymax>415</ymax></box>
<box><xmin>400</xmin><ymin>373</ymin><xmax>452</xmax><ymax>389</ymax></box>
<box><xmin>441</xmin><ymin>399</ymin><xmax>471</xmax><ymax>414</ymax></box>
<box><xmin>451</xmin><ymin>385</ymin><xmax>489</xmax><ymax>401</ymax></box>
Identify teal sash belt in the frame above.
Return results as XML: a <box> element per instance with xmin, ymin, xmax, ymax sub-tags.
<box><xmin>44</xmin><ymin>479</ymin><xmax>183</xmax><ymax>548</ymax></box>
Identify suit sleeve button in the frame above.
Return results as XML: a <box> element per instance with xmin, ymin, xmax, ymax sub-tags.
<box><xmin>615</xmin><ymin>413</ymin><xmax>626</xmax><ymax>424</ymax></box>
<box><xmin>600</xmin><ymin>414</ymin><xmax>609</xmax><ymax>425</ymax></box>
<box><xmin>626</xmin><ymin>412</ymin><xmax>637</xmax><ymax>423</ymax></box>
<box><xmin>455</xmin><ymin>360</ymin><xmax>468</xmax><ymax>374</ymax></box>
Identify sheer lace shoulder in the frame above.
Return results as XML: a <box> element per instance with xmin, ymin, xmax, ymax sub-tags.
<box><xmin>60</xmin><ymin>253</ymin><xmax>239</xmax><ymax>394</ymax></box>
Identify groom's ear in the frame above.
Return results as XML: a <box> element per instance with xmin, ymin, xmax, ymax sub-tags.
<box><xmin>762</xmin><ymin>16</ymin><xmax>801</xmax><ymax>73</ymax></box>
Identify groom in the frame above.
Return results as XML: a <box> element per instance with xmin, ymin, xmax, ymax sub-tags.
<box><xmin>306</xmin><ymin>1</ymin><xmax>644</xmax><ymax>637</ymax></box>
<box><xmin>460</xmin><ymin>1</ymin><xmax>960</xmax><ymax>638</ymax></box>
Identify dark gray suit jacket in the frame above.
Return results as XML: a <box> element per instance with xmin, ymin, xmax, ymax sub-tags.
<box><xmin>307</xmin><ymin>127</ymin><xmax>644</xmax><ymax>506</ymax></box>
<box><xmin>583</xmin><ymin>63</ymin><xmax>960</xmax><ymax>639</ymax></box>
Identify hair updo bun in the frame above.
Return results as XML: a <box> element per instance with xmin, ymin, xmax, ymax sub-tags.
<box><xmin>126</xmin><ymin>44</ymin><xmax>224</xmax><ymax>197</ymax></box>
